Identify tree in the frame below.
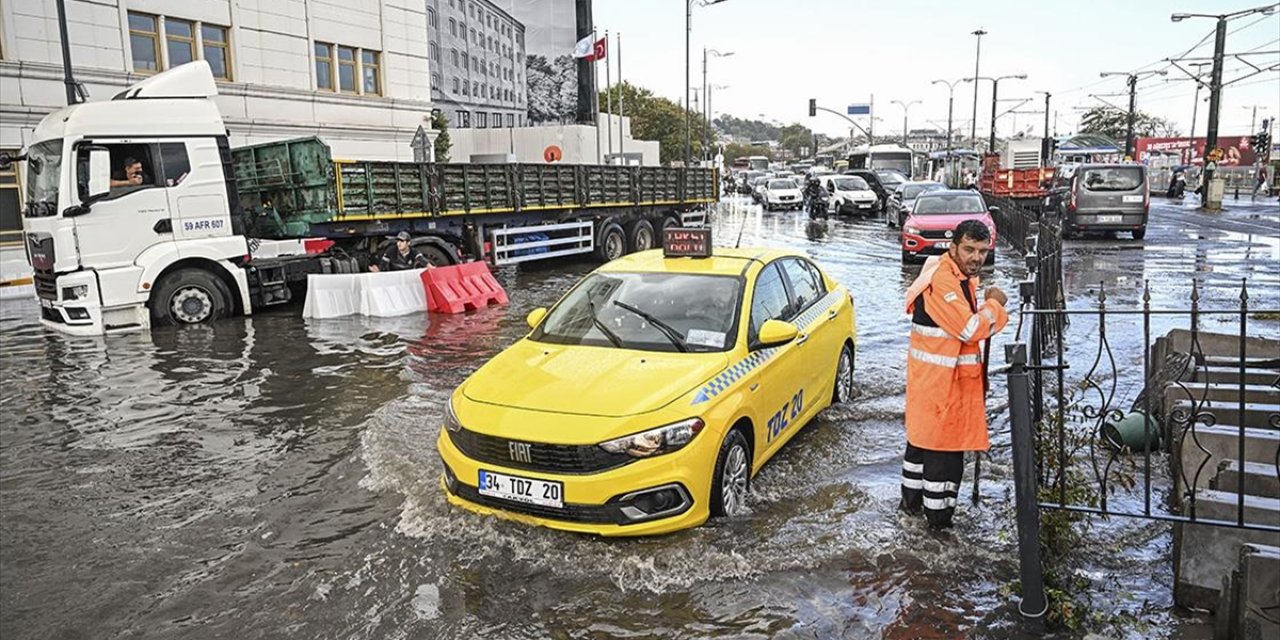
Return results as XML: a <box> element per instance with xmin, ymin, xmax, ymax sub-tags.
<box><xmin>1079</xmin><ymin>106</ymin><xmax>1179</xmax><ymax>142</ymax></box>
<box><xmin>778</xmin><ymin>123</ymin><xmax>816</xmax><ymax>159</ymax></box>
<box><xmin>431</xmin><ymin>110</ymin><xmax>451</xmax><ymax>163</ymax></box>
<box><xmin>600</xmin><ymin>82</ymin><xmax>713</xmax><ymax>164</ymax></box>
<box><xmin>714</xmin><ymin>115</ymin><xmax>782</xmax><ymax>143</ymax></box>
<box><xmin>722</xmin><ymin>142</ymin><xmax>773</xmax><ymax>164</ymax></box>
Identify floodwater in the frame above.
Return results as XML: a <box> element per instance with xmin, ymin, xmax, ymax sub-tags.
<box><xmin>1</xmin><ymin>197</ymin><xmax>1276</xmax><ymax>639</ymax></box>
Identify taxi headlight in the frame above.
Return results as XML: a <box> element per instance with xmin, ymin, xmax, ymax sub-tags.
<box><xmin>599</xmin><ymin>418</ymin><xmax>705</xmax><ymax>458</ymax></box>
<box><xmin>443</xmin><ymin>397</ymin><xmax>462</xmax><ymax>433</ymax></box>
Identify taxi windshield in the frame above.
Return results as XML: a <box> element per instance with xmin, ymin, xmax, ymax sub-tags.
<box><xmin>533</xmin><ymin>272</ymin><xmax>742</xmax><ymax>352</ymax></box>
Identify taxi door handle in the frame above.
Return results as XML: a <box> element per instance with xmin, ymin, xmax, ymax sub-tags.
<box><xmin>796</xmin><ymin>333</ymin><xmax>809</xmax><ymax>345</ymax></box>
<box><xmin>826</xmin><ymin>309</ymin><xmax>838</xmax><ymax>321</ymax></box>
<box><xmin>750</xmin><ymin>383</ymin><xmax>760</xmax><ymax>392</ymax></box>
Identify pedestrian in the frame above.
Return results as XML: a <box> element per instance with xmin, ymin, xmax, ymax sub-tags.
<box><xmin>964</xmin><ymin>171</ymin><xmax>977</xmax><ymax>190</ymax></box>
<box><xmin>370</xmin><ymin>231</ymin><xmax>433</xmax><ymax>272</ymax></box>
<box><xmin>900</xmin><ymin>219</ymin><xmax>1009</xmax><ymax>529</ymax></box>
<box><xmin>1255</xmin><ymin>165</ymin><xmax>1272</xmax><ymax>197</ymax></box>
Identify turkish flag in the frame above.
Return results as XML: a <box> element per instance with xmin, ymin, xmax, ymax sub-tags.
<box><xmin>587</xmin><ymin>37</ymin><xmax>607</xmax><ymax>62</ymax></box>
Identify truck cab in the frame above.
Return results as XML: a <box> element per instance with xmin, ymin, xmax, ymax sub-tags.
<box><xmin>16</xmin><ymin>61</ymin><xmax>251</xmax><ymax>335</ymax></box>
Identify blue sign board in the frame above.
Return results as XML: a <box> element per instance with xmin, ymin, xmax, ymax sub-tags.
<box><xmin>847</xmin><ymin>104</ymin><xmax>871</xmax><ymax>115</ymax></box>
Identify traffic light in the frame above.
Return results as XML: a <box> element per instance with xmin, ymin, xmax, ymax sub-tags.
<box><xmin>808</xmin><ymin>99</ymin><xmax>816</xmax><ymax>117</ymax></box>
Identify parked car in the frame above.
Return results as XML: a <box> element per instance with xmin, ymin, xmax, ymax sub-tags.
<box><xmin>1047</xmin><ymin>163</ymin><xmax>1149</xmax><ymax>240</ymax></box>
<box><xmin>738</xmin><ymin>171</ymin><xmax>765</xmax><ymax>194</ymax></box>
<box><xmin>901</xmin><ymin>190</ymin><xmax>998</xmax><ymax>264</ymax></box>
<box><xmin>887</xmin><ymin>181</ymin><xmax>947</xmax><ymax>228</ymax></box>
<box><xmin>842</xmin><ymin>169</ymin><xmax>892</xmax><ymax>213</ymax></box>
<box><xmin>819</xmin><ymin>175</ymin><xmax>879</xmax><ymax>216</ymax></box>
<box><xmin>762</xmin><ymin>179</ymin><xmax>803</xmax><ymax>211</ymax></box>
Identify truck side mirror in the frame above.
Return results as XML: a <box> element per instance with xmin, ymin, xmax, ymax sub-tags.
<box><xmin>87</xmin><ymin>147</ymin><xmax>111</xmax><ymax>201</ymax></box>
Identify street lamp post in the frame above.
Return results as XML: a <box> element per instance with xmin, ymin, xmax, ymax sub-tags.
<box><xmin>1171</xmin><ymin>4</ymin><xmax>1277</xmax><ymax>207</ymax></box>
<box><xmin>703</xmin><ymin>49</ymin><xmax>733</xmax><ymax>163</ymax></box>
<box><xmin>890</xmin><ymin>99</ymin><xmax>921</xmax><ymax>149</ymax></box>
<box><xmin>933</xmin><ymin>79</ymin><xmax>964</xmax><ymax>186</ymax></box>
<box><xmin>970</xmin><ymin>28</ymin><xmax>986</xmax><ymax>151</ymax></box>
<box><xmin>1099</xmin><ymin>69</ymin><xmax>1168</xmax><ymax>159</ymax></box>
<box><xmin>963</xmin><ymin>74</ymin><xmax>1026</xmax><ymax>153</ymax></box>
<box><xmin>686</xmin><ymin>0</ymin><xmax>729</xmax><ymax>166</ymax></box>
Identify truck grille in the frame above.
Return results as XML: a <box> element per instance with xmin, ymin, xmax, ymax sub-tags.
<box><xmin>33</xmin><ymin>272</ymin><xmax>56</xmax><ymax>300</ymax></box>
<box><xmin>446</xmin><ymin>427</ymin><xmax>633</xmax><ymax>475</ymax></box>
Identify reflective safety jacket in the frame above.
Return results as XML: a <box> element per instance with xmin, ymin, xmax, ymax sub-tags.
<box><xmin>903</xmin><ymin>253</ymin><xmax>1009</xmax><ymax>452</ymax></box>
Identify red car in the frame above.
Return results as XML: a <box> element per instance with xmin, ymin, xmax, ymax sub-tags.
<box><xmin>900</xmin><ymin>190</ymin><xmax>998</xmax><ymax>264</ymax></box>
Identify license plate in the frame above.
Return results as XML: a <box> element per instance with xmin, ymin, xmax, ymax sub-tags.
<box><xmin>1122</xmin><ymin>195</ymin><xmax>1143</xmax><ymax>203</ymax></box>
<box><xmin>1098</xmin><ymin>215</ymin><xmax>1122</xmax><ymax>223</ymax></box>
<box><xmin>857</xmin><ymin>203</ymin><xmax>872</xmax><ymax>208</ymax></box>
<box><xmin>478</xmin><ymin>470</ymin><xmax>563</xmax><ymax>508</ymax></box>
<box><xmin>935</xmin><ymin>241</ymin><xmax>951</xmax><ymax>249</ymax></box>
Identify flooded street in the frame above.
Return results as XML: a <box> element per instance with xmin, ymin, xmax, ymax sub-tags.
<box><xmin>2</xmin><ymin>197</ymin><xmax>1277</xmax><ymax>639</ymax></box>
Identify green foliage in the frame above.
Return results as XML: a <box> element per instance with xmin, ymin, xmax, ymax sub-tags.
<box><xmin>1079</xmin><ymin>106</ymin><xmax>1179</xmax><ymax>142</ymax></box>
<box><xmin>714</xmin><ymin>114</ymin><xmax>783</xmax><ymax>143</ymax></box>
<box><xmin>431</xmin><ymin>110</ymin><xmax>451</xmax><ymax>163</ymax></box>
<box><xmin>600</xmin><ymin>82</ymin><xmax>713</xmax><ymax>164</ymax></box>
<box><xmin>722</xmin><ymin>142</ymin><xmax>773</xmax><ymax>164</ymax></box>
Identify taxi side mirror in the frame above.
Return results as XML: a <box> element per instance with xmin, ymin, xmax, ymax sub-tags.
<box><xmin>526</xmin><ymin>307</ymin><xmax>547</xmax><ymax>330</ymax></box>
<box><xmin>756</xmin><ymin>319</ymin><xmax>798</xmax><ymax>348</ymax></box>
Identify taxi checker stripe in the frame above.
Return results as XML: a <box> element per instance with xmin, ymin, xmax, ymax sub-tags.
<box><xmin>691</xmin><ymin>289</ymin><xmax>845</xmax><ymax>405</ymax></box>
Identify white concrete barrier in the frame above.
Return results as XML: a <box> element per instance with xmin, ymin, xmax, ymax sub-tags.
<box><xmin>302</xmin><ymin>269</ymin><xmax>428</xmax><ymax>319</ymax></box>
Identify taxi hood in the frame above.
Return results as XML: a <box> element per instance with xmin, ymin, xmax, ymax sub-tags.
<box><xmin>461</xmin><ymin>340</ymin><xmax>729</xmax><ymax>417</ymax></box>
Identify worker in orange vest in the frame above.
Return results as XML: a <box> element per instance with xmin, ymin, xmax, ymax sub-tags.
<box><xmin>900</xmin><ymin>219</ymin><xmax>1009</xmax><ymax>529</ymax></box>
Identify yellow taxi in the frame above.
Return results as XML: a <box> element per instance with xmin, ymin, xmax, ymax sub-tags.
<box><xmin>437</xmin><ymin>232</ymin><xmax>858</xmax><ymax>535</ymax></box>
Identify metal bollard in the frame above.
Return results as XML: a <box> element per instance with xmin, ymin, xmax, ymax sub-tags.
<box><xmin>1006</xmin><ymin>342</ymin><xmax>1048</xmax><ymax>624</ymax></box>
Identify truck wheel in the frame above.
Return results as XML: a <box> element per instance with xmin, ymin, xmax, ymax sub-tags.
<box><xmin>151</xmin><ymin>268</ymin><xmax>231</xmax><ymax>327</ymax></box>
<box><xmin>595</xmin><ymin>221</ymin><xmax>626</xmax><ymax>262</ymax></box>
<box><xmin>626</xmin><ymin>219</ymin><xmax>656</xmax><ymax>253</ymax></box>
<box><xmin>409</xmin><ymin>238</ymin><xmax>459</xmax><ymax>266</ymax></box>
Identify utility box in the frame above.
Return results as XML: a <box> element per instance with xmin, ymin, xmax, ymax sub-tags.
<box><xmin>1002</xmin><ymin>139</ymin><xmax>1044</xmax><ymax>169</ymax></box>
<box><xmin>1205</xmin><ymin>177</ymin><xmax>1225</xmax><ymax>211</ymax></box>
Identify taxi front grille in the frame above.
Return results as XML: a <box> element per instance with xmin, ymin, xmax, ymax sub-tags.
<box><xmin>447</xmin><ymin>427</ymin><xmax>633</xmax><ymax>474</ymax></box>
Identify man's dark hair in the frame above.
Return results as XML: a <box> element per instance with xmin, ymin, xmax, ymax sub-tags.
<box><xmin>122</xmin><ymin>157</ymin><xmax>141</xmax><ymax>169</ymax></box>
<box><xmin>954</xmin><ymin>219</ymin><xmax>991</xmax><ymax>244</ymax></box>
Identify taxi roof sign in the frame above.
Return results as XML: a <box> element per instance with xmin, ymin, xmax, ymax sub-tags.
<box><xmin>663</xmin><ymin>227</ymin><xmax>712</xmax><ymax>258</ymax></box>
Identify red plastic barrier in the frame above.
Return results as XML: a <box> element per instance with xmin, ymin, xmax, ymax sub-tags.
<box><xmin>421</xmin><ymin>262</ymin><xmax>509</xmax><ymax>314</ymax></box>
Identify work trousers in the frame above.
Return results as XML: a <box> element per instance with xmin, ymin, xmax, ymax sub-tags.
<box><xmin>901</xmin><ymin>442</ymin><xmax>964</xmax><ymax>529</ymax></box>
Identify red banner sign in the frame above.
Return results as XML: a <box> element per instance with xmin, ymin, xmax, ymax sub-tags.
<box><xmin>1134</xmin><ymin>136</ymin><xmax>1259</xmax><ymax>167</ymax></box>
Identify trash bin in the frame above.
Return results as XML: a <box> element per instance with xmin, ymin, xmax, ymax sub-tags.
<box><xmin>1101</xmin><ymin>411</ymin><xmax>1161</xmax><ymax>452</ymax></box>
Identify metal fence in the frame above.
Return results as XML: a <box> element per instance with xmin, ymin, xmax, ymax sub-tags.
<box><xmin>1003</xmin><ymin>268</ymin><xmax>1280</xmax><ymax>622</ymax></box>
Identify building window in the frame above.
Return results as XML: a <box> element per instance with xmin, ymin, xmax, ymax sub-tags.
<box><xmin>506</xmin><ymin>114</ymin><xmax>514</xmax><ymax>128</ymax></box>
<box><xmin>0</xmin><ymin>148</ymin><xmax>22</xmax><ymax>245</ymax></box>
<box><xmin>477</xmin><ymin>112</ymin><xmax>487</xmax><ymax>128</ymax></box>
<box><xmin>202</xmin><ymin>25</ymin><xmax>230</xmax><ymax>79</ymax></box>
<box><xmin>429</xmin><ymin>42</ymin><xmax>439</xmax><ymax>61</ymax></box>
<box><xmin>361</xmin><ymin>50</ymin><xmax>380</xmax><ymax>95</ymax></box>
<box><xmin>470</xmin><ymin>28</ymin><xmax>476</xmax><ymax>43</ymax></box>
<box><xmin>451</xmin><ymin>49</ymin><xmax>458</xmax><ymax>66</ymax></box>
<box><xmin>449</xmin><ymin>18</ymin><xmax>457</xmax><ymax>37</ymax></box>
<box><xmin>461</xmin><ymin>51</ymin><xmax>468</xmax><ymax>67</ymax></box>
<box><xmin>472</xmin><ymin>58</ymin><xmax>478</xmax><ymax>72</ymax></box>
<box><xmin>315</xmin><ymin>43</ymin><xmax>333</xmax><ymax>90</ymax></box>
<box><xmin>431</xmin><ymin>72</ymin><xmax>441</xmax><ymax>91</ymax></box>
<box><xmin>335</xmin><ymin>46</ymin><xmax>356</xmax><ymax>93</ymax></box>
<box><xmin>128</xmin><ymin>13</ymin><xmax>161</xmax><ymax>73</ymax></box>
<box><xmin>428</xmin><ymin>7</ymin><xmax>437</xmax><ymax>28</ymax></box>
<box><xmin>165</xmin><ymin>18</ymin><xmax>195</xmax><ymax>67</ymax></box>
<box><xmin>460</xmin><ymin>111</ymin><xmax>471</xmax><ymax>128</ymax></box>
<box><xmin>473</xmin><ymin>80</ymin><xmax>479</xmax><ymax>95</ymax></box>
<box><xmin>449</xmin><ymin>0</ymin><xmax>455</xmax><ymax>8</ymax></box>
<box><xmin>462</xmin><ymin>82</ymin><xmax>469</xmax><ymax>96</ymax></box>
<box><xmin>452</xmin><ymin>77</ymin><xmax>460</xmax><ymax>92</ymax></box>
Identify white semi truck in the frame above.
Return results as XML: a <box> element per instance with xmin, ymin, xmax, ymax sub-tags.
<box><xmin>6</xmin><ymin>62</ymin><xmax>717</xmax><ymax>336</ymax></box>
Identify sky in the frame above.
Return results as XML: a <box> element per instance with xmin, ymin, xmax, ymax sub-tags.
<box><xmin>592</xmin><ymin>0</ymin><xmax>1280</xmax><ymax>142</ymax></box>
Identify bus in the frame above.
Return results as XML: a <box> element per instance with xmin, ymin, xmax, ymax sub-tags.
<box><xmin>745</xmin><ymin>156</ymin><xmax>770</xmax><ymax>172</ymax></box>
<box><xmin>847</xmin><ymin>144</ymin><xmax>915</xmax><ymax>177</ymax></box>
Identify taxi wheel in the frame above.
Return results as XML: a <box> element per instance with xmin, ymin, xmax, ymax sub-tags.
<box><xmin>832</xmin><ymin>343</ymin><xmax>855</xmax><ymax>404</ymax></box>
<box><xmin>710</xmin><ymin>429</ymin><xmax>751</xmax><ymax>518</ymax></box>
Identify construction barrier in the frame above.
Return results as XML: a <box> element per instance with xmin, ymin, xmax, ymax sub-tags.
<box><xmin>301</xmin><ymin>268</ymin><xmax>429</xmax><ymax>318</ymax></box>
<box><xmin>422</xmin><ymin>262</ymin><xmax>509</xmax><ymax>314</ymax></box>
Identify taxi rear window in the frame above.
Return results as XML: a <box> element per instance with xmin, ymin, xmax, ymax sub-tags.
<box><xmin>532</xmin><ymin>272</ymin><xmax>743</xmax><ymax>352</ymax></box>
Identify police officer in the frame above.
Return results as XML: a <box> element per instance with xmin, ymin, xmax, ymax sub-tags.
<box><xmin>370</xmin><ymin>231</ymin><xmax>432</xmax><ymax>272</ymax></box>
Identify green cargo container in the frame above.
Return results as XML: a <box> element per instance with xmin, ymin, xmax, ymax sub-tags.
<box><xmin>232</xmin><ymin>137</ymin><xmax>717</xmax><ymax>239</ymax></box>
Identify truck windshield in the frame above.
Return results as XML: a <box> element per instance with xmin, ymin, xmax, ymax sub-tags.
<box><xmin>24</xmin><ymin>139</ymin><xmax>63</xmax><ymax>218</ymax></box>
<box><xmin>532</xmin><ymin>272</ymin><xmax>742</xmax><ymax>352</ymax></box>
